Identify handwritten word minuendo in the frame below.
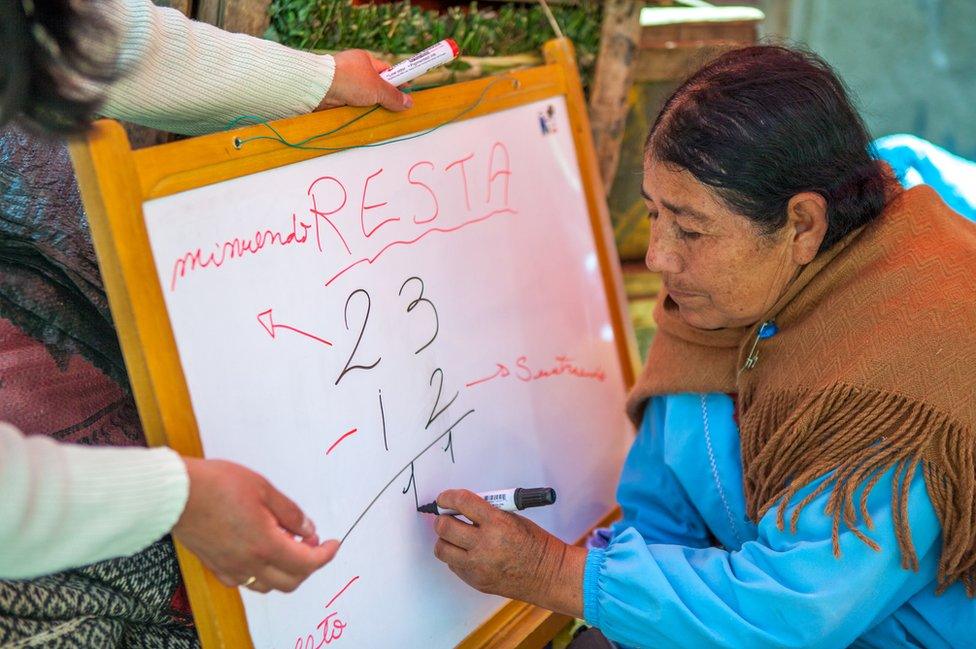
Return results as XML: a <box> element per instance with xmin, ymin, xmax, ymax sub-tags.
<box><xmin>294</xmin><ymin>576</ymin><xmax>359</xmax><ymax>649</ymax></box>
<box><xmin>168</xmin><ymin>141</ymin><xmax>515</xmax><ymax>291</ymax></box>
<box><xmin>170</xmin><ymin>214</ymin><xmax>312</xmax><ymax>291</ymax></box>
<box><xmin>466</xmin><ymin>355</ymin><xmax>606</xmax><ymax>388</ymax></box>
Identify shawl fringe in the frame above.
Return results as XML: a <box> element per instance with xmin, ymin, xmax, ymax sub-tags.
<box><xmin>742</xmin><ymin>383</ymin><xmax>976</xmax><ymax>597</ymax></box>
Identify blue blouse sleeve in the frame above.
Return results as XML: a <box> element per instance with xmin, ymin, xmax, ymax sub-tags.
<box><xmin>610</xmin><ymin>396</ymin><xmax>712</xmax><ymax>548</ymax></box>
<box><xmin>583</xmin><ymin>466</ymin><xmax>941</xmax><ymax>649</ymax></box>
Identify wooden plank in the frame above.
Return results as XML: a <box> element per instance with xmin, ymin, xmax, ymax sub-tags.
<box><xmin>194</xmin><ymin>0</ymin><xmax>220</xmax><ymax>26</ymax></box>
<box><xmin>155</xmin><ymin>0</ymin><xmax>191</xmax><ymax>16</ymax></box>
<box><xmin>588</xmin><ymin>0</ymin><xmax>642</xmax><ymax>191</ymax></box>
<box><xmin>633</xmin><ymin>43</ymin><xmax>744</xmax><ymax>83</ymax></box>
<box><xmin>133</xmin><ymin>65</ymin><xmax>564</xmax><ymax>199</ymax></box>
<box><xmin>196</xmin><ymin>0</ymin><xmax>272</xmax><ymax>35</ymax></box>
<box><xmin>640</xmin><ymin>20</ymin><xmax>760</xmax><ymax>46</ymax></box>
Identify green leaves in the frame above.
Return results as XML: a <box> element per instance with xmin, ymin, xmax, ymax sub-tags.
<box><xmin>267</xmin><ymin>0</ymin><xmax>601</xmax><ymax>90</ymax></box>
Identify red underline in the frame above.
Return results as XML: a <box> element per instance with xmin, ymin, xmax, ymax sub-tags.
<box><xmin>326</xmin><ymin>428</ymin><xmax>358</xmax><ymax>455</ymax></box>
<box><xmin>324</xmin><ymin>208</ymin><xmax>518</xmax><ymax>286</ymax></box>
<box><xmin>325</xmin><ymin>576</ymin><xmax>360</xmax><ymax>609</ymax></box>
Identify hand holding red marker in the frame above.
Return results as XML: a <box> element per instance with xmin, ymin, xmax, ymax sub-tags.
<box><xmin>380</xmin><ymin>39</ymin><xmax>461</xmax><ymax>87</ymax></box>
<box><xmin>318</xmin><ymin>39</ymin><xmax>459</xmax><ymax>112</ymax></box>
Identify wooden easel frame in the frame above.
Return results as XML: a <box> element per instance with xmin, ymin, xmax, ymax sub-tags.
<box><xmin>69</xmin><ymin>37</ymin><xmax>638</xmax><ymax>648</ymax></box>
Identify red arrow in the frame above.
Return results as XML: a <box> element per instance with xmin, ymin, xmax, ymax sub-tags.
<box><xmin>465</xmin><ymin>363</ymin><xmax>510</xmax><ymax>388</ymax></box>
<box><xmin>257</xmin><ymin>309</ymin><xmax>333</xmax><ymax>347</ymax></box>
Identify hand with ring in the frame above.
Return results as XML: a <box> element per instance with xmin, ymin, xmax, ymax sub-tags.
<box><xmin>173</xmin><ymin>458</ymin><xmax>340</xmax><ymax>594</ymax></box>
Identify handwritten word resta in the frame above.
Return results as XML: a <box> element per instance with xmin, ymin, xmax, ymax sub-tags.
<box><xmin>169</xmin><ymin>141</ymin><xmax>513</xmax><ymax>291</ymax></box>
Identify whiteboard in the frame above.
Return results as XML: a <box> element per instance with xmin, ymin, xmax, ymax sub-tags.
<box><xmin>143</xmin><ymin>97</ymin><xmax>632</xmax><ymax>648</ymax></box>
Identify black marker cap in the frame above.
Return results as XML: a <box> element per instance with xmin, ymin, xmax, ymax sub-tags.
<box><xmin>514</xmin><ymin>487</ymin><xmax>557</xmax><ymax>510</ymax></box>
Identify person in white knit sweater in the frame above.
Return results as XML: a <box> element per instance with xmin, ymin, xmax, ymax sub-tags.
<box><xmin>0</xmin><ymin>0</ymin><xmax>412</xmax><ymax>599</ymax></box>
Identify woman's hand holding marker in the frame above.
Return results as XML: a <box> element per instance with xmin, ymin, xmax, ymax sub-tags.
<box><xmin>318</xmin><ymin>50</ymin><xmax>414</xmax><ymax>112</ymax></box>
<box><xmin>429</xmin><ymin>489</ymin><xmax>586</xmax><ymax>617</ymax></box>
<box><xmin>318</xmin><ymin>40</ymin><xmax>460</xmax><ymax>113</ymax></box>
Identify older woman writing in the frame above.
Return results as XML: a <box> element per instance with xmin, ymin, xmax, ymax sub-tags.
<box><xmin>432</xmin><ymin>46</ymin><xmax>975</xmax><ymax>647</ymax></box>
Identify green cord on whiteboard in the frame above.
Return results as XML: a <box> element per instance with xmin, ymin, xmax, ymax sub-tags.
<box><xmin>227</xmin><ymin>76</ymin><xmax>519</xmax><ymax>154</ymax></box>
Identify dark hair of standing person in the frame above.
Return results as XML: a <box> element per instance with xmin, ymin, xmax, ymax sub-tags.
<box><xmin>647</xmin><ymin>45</ymin><xmax>892</xmax><ymax>252</ymax></box>
<box><xmin>0</xmin><ymin>0</ymin><xmax>117</xmax><ymax>134</ymax></box>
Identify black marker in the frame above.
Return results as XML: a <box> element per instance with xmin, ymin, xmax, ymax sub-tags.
<box><xmin>417</xmin><ymin>487</ymin><xmax>556</xmax><ymax>515</ymax></box>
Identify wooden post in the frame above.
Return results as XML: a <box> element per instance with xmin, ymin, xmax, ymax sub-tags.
<box><xmin>588</xmin><ymin>0</ymin><xmax>642</xmax><ymax>193</ymax></box>
<box><xmin>155</xmin><ymin>0</ymin><xmax>191</xmax><ymax>16</ymax></box>
<box><xmin>196</xmin><ymin>0</ymin><xmax>273</xmax><ymax>35</ymax></box>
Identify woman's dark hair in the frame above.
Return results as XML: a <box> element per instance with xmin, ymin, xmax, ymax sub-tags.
<box><xmin>647</xmin><ymin>45</ymin><xmax>890</xmax><ymax>252</ymax></box>
<box><xmin>1</xmin><ymin>0</ymin><xmax>117</xmax><ymax>134</ymax></box>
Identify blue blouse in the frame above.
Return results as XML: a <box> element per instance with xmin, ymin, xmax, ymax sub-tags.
<box><xmin>582</xmin><ymin>394</ymin><xmax>974</xmax><ymax>648</ymax></box>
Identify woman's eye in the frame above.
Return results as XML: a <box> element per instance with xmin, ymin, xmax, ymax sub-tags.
<box><xmin>646</xmin><ymin>211</ymin><xmax>658</xmax><ymax>221</ymax></box>
<box><xmin>676</xmin><ymin>226</ymin><xmax>701</xmax><ymax>241</ymax></box>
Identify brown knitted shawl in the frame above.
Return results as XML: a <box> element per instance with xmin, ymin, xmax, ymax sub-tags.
<box><xmin>627</xmin><ymin>185</ymin><xmax>976</xmax><ymax>596</ymax></box>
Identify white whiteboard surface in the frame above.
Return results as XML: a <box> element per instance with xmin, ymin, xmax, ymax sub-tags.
<box><xmin>143</xmin><ymin>97</ymin><xmax>632</xmax><ymax>649</ymax></box>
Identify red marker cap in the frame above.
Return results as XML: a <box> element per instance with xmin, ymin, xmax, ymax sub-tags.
<box><xmin>445</xmin><ymin>38</ymin><xmax>460</xmax><ymax>59</ymax></box>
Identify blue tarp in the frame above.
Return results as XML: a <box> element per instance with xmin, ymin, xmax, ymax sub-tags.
<box><xmin>873</xmin><ymin>133</ymin><xmax>976</xmax><ymax>221</ymax></box>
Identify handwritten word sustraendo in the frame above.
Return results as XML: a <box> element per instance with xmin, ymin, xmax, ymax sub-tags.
<box><xmin>466</xmin><ymin>355</ymin><xmax>607</xmax><ymax>389</ymax></box>
<box><xmin>168</xmin><ymin>141</ymin><xmax>514</xmax><ymax>291</ymax></box>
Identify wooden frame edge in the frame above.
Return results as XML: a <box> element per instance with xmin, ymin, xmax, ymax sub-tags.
<box><xmin>69</xmin><ymin>122</ymin><xmax>251</xmax><ymax>648</ymax></box>
<box><xmin>133</xmin><ymin>65</ymin><xmax>565</xmax><ymax>201</ymax></box>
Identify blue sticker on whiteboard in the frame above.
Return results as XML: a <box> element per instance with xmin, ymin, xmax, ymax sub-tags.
<box><xmin>538</xmin><ymin>104</ymin><xmax>558</xmax><ymax>136</ymax></box>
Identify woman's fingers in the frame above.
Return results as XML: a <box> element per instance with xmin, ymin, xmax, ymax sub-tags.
<box><xmin>433</xmin><ymin>538</ymin><xmax>466</xmax><ymax>566</ymax></box>
<box><xmin>320</xmin><ymin>49</ymin><xmax>412</xmax><ymax>112</ymax></box>
<box><xmin>174</xmin><ymin>457</ymin><xmax>339</xmax><ymax>594</ymax></box>
<box><xmin>369</xmin><ymin>54</ymin><xmax>392</xmax><ymax>74</ymax></box>
<box><xmin>214</xmin><ymin>572</ymin><xmax>240</xmax><ymax>588</ymax></box>
<box><xmin>250</xmin><ymin>566</ymin><xmax>304</xmax><ymax>594</ymax></box>
<box><xmin>265</xmin><ymin>484</ymin><xmax>316</xmax><ymax>540</ymax></box>
<box><xmin>266</xmin><ymin>534</ymin><xmax>341</xmax><ymax>578</ymax></box>
<box><xmin>436</xmin><ymin>489</ymin><xmax>496</xmax><ymax>524</ymax></box>
<box><xmin>434</xmin><ymin>513</ymin><xmax>478</xmax><ymax>549</ymax></box>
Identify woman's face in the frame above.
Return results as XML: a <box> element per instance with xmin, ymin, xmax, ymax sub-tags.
<box><xmin>642</xmin><ymin>157</ymin><xmax>804</xmax><ymax>330</ymax></box>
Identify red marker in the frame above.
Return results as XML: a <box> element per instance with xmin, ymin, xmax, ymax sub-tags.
<box><xmin>380</xmin><ymin>39</ymin><xmax>461</xmax><ymax>86</ymax></box>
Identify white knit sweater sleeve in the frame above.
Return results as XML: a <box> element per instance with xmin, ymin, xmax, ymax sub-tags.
<box><xmin>0</xmin><ymin>422</ymin><xmax>189</xmax><ymax>579</ymax></box>
<box><xmin>101</xmin><ymin>0</ymin><xmax>336</xmax><ymax>135</ymax></box>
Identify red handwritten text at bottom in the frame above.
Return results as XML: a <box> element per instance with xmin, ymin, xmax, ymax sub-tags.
<box><xmin>294</xmin><ymin>576</ymin><xmax>359</xmax><ymax>648</ymax></box>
